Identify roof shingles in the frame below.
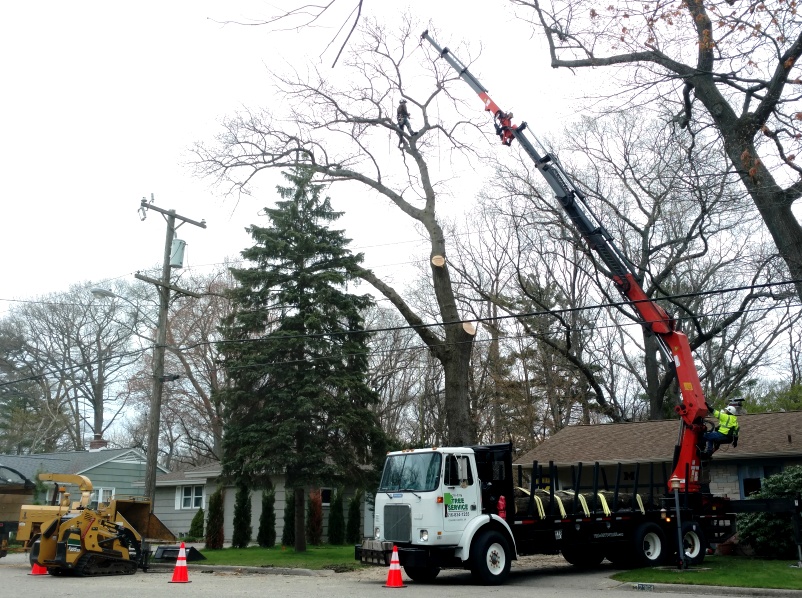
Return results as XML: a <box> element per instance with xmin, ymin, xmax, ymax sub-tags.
<box><xmin>515</xmin><ymin>411</ymin><xmax>802</xmax><ymax>467</ymax></box>
<box><xmin>0</xmin><ymin>449</ymin><xmax>147</xmax><ymax>481</ymax></box>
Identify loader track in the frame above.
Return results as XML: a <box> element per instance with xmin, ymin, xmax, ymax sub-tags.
<box><xmin>73</xmin><ymin>552</ymin><xmax>138</xmax><ymax>576</ymax></box>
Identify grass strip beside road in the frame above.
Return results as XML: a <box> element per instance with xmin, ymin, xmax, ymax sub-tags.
<box><xmin>198</xmin><ymin>544</ymin><xmax>361</xmax><ymax>571</ymax></box>
<box><xmin>611</xmin><ymin>556</ymin><xmax>802</xmax><ymax>590</ymax></box>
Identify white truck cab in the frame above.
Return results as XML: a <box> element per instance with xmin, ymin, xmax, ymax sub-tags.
<box><xmin>361</xmin><ymin>445</ymin><xmax>516</xmax><ymax>584</ymax></box>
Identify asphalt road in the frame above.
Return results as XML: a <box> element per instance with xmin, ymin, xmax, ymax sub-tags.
<box><xmin>1</xmin><ymin>552</ymin><xmax>799</xmax><ymax>598</ymax></box>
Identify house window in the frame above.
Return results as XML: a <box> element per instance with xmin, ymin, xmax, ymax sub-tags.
<box><xmin>321</xmin><ymin>488</ymin><xmax>332</xmax><ymax>506</ymax></box>
<box><xmin>90</xmin><ymin>487</ymin><xmax>115</xmax><ymax>505</ymax></box>
<box><xmin>739</xmin><ymin>464</ymin><xmax>782</xmax><ymax>498</ymax></box>
<box><xmin>177</xmin><ymin>485</ymin><xmax>204</xmax><ymax>509</ymax></box>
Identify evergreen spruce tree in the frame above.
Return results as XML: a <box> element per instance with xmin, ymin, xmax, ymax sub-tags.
<box><xmin>346</xmin><ymin>489</ymin><xmax>364</xmax><ymax>545</ymax></box>
<box><xmin>219</xmin><ymin>167</ymin><xmax>386</xmax><ymax>552</ymax></box>
<box><xmin>257</xmin><ymin>485</ymin><xmax>276</xmax><ymax>547</ymax></box>
<box><xmin>205</xmin><ymin>486</ymin><xmax>225</xmax><ymax>550</ymax></box>
<box><xmin>327</xmin><ymin>487</ymin><xmax>345</xmax><ymax>545</ymax></box>
<box><xmin>281</xmin><ymin>488</ymin><xmax>295</xmax><ymax>547</ymax></box>
<box><xmin>231</xmin><ymin>481</ymin><xmax>252</xmax><ymax>548</ymax></box>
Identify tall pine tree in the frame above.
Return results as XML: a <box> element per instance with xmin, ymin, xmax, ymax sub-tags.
<box><xmin>219</xmin><ymin>167</ymin><xmax>386</xmax><ymax>552</ymax></box>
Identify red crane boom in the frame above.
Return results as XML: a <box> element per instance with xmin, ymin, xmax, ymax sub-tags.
<box><xmin>421</xmin><ymin>30</ymin><xmax>708</xmax><ymax>492</ymax></box>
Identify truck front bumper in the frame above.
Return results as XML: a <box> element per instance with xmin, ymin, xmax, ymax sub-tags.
<box><xmin>355</xmin><ymin>540</ymin><xmax>393</xmax><ymax>565</ymax></box>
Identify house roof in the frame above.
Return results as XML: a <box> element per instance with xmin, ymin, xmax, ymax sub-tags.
<box><xmin>0</xmin><ymin>448</ymin><xmax>158</xmax><ymax>482</ymax></box>
<box><xmin>515</xmin><ymin>411</ymin><xmax>802</xmax><ymax>467</ymax></box>
<box><xmin>153</xmin><ymin>461</ymin><xmax>222</xmax><ymax>487</ymax></box>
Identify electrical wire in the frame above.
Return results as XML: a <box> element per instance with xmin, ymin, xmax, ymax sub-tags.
<box><xmin>1</xmin><ymin>279</ymin><xmax>799</xmax><ymax>388</ymax></box>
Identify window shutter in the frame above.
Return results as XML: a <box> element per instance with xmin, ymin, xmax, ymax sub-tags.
<box><xmin>175</xmin><ymin>487</ymin><xmax>181</xmax><ymax>510</ymax></box>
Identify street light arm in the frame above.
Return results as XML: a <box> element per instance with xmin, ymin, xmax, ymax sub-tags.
<box><xmin>90</xmin><ymin>287</ymin><xmax>159</xmax><ymax>328</ymax></box>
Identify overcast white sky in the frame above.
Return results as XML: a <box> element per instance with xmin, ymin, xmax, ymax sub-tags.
<box><xmin>0</xmin><ymin>1</ymin><xmax>577</xmax><ymax>313</ymax></box>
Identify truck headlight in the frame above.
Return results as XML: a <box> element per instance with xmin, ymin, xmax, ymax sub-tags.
<box><xmin>374</xmin><ymin>527</ymin><xmax>381</xmax><ymax>540</ymax></box>
<box><xmin>419</xmin><ymin>529</ymin><xmax>429</xmax><ymax>542</ymax></box>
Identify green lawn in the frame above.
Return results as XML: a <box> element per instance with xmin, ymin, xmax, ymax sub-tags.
<box><xmin>611</xmin><ymin>556</ymin><xmax>802</xmax><ymax>590</ymax></box>
<box><xmin>197</xmin><ymin>544</ymin><xmax>361</xmax><ymax>571</ymax></box>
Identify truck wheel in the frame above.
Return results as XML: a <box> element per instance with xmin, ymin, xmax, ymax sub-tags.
<box><xmin>470</xmin><ymin>530</ymin><xmax>511</xmax><ymax>585</ymax></box>
<box><xmin>681</xmin><ymin>522</ymin><xmax>707</xmax><ymax>566</ymax></box>
<box><xmin>632</xmin><ymin>522</ymin><xmax>667</xmax><ymax>567</ymax></box>
<box><xmin>561</xmin><ymin>544</ymin><xmax>605</xmax><ymax>568</ymax></box>
<box><xmin>404</xmin><ymin>565</ymin><xmax>441</xmax><ymax>582</ymax></box>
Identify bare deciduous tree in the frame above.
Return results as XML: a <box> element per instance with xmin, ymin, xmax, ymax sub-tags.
<box><xmin>193</xmin><ymin>19</ymin><xmax>490</xmax><ymax>445</ymax></box>
<box><xmin>471</xmin><ymin>107</ymin><xmax>795</xmax><ymax>423</ymax></box>
<box><xmin>0</xmin><ymin>319</ymin><xmax>66</xmax><ymax>453</ymax></box>
<box><xmin>519</xmin><ymin>0</ymin><xmax>802</xmax><ymax>302</ymax></box>
<box><xmin>119</xmin><ymin>268</ymin><xmax>233</xmax><ymax>468</ymax></box>
<box><xmin>0</xmin><ymin>284</ymin><xmax>140</xmax><ymax>452</ymax></box>
<box><xmin>364</xmin><ymin>305</ymin><xmax>438</xmax><ymax>444</ymax></box>
<box><xmin>161</xmin><ymin>269</ymin><xmax>233</xmax><ymax>464</ymax></box>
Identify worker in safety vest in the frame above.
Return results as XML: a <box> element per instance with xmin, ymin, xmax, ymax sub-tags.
<box><xmin>701</xmin><ymin>402</ymin><xmax>740</xmax><ymax>456</ymax></box>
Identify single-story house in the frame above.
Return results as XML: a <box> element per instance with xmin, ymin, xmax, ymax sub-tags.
<box><xmin>514</xmin><ymin>411</ymin><xmax>802</xmax><ymax>500</ymax></box>
<box><xmin>152</xmin><ymin>462</ymin><xmax>367</xmax><ymax>543</ymax></box>
<box><xmin>0</xmin><ymin>443</ymin><xmax>167</xmax><ymax>506</ymax></box>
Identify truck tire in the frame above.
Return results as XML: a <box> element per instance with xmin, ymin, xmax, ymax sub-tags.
<box><xmin>561</xmin><ymin>544</ymin><xmax>605</xmax><ymax>568</ymax></box>
<box><xmin>404</xmin><ymin>565</ymin><xmax>441</xmax><ymax>582</ymax></box>
<box><xmin>632</xmin><ymin>522</ymin><xmax>667</xmax><ymax>567</ymax></box>
<box><xmin>469</xmin><ymin>530</ymin><xmax>511</xmax><ymax>585</ymax></box>
<box><xmin>681</xmin><ymin>522</ymin><xmax>707</xmax><ymax>566</ymax></box>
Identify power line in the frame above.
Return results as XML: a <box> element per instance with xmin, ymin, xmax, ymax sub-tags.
<box><xmin>191</xmin><ymin>291</ymin><xmax>802</xmax><ymax>374</ymax></box>
<box><xmin>1</xmin><ymin>278</ymin><xmax>799</xmax><ymax>388</ymax></box>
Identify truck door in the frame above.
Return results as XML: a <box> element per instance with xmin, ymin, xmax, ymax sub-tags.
<box><xmin>442</xmin><ymin>454</ymin><xmax>479</xmax><ymax>536</ymax></box>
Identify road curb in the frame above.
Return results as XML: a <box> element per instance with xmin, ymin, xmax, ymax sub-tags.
<box><xmin>147</xmin><ymin>562</ymin><xmax>333</xmax><ymax>577</ymax></box>
<box><xmin>628</xmin><ymin>582</ymin><xmax>802</xmax><ymax>596</ymax></box>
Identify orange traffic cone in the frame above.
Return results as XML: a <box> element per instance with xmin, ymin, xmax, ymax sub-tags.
<box><xmin>29</xmin><ymin>562</ymin><xmax>48</xmax><ymax>576</ymax></box>
<box><xmin>168</xmin><ymin>542</ymin><xmax>191</xmax><ymax>583</ymax></box>
<box><xmin>383</xmin><ymin>545</ymin><xmax>406</xmax><ymax>588</ymax></box>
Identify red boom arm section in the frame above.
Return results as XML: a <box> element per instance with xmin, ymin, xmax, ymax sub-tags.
<box><xmin>421</xmin><ymin>30</ymin><xmax>709</xmax><ymax>492</ymax></box>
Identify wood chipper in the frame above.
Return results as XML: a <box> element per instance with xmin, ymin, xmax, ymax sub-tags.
<box><xmin>19</xmin><ymin>473</ymin><xmax>175</xmax><ymax>576</ymax></box>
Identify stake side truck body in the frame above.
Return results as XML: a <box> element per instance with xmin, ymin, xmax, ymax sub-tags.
<box><xmin>355</xmin><ymin>31</ymin><xmax>802</xmax><ymax>585</ymax></box>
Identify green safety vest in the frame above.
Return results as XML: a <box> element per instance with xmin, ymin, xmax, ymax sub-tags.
<box><xmin>714</xmin><ymin>409</ymin><xmax>739</xmax><ymax>436</ymax></box>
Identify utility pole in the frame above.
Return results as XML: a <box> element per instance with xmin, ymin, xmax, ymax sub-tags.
<box><xmin>137</xmin><ymin>196</ymin><xmax>206</xmax><ymax>506</ymax></box>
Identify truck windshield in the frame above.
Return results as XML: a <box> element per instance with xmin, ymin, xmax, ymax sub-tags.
<box><xmin>379</xmin><ymin>452</ymin><xmax>442</xmax><ymax>492</ymax></box>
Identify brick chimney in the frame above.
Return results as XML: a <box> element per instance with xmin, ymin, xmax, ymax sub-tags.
<box><xmin>89</xmin><ymin>435</ymin><xmax>108</xmax><ymax>450</ymax></box>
